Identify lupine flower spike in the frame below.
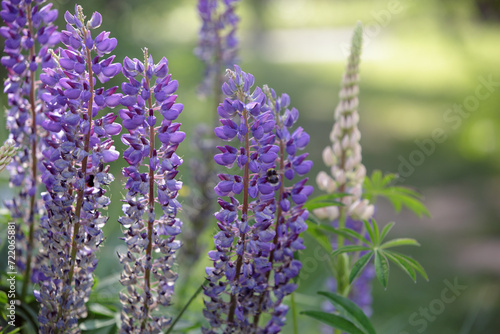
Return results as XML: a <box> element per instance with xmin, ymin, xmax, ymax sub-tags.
<box><xmin>186</xmin><ymin>0</ymin><xmax>241</xmax><ymax>271</ymax></box>
<box><xmin>35</xmin><ymin>5</ymin><xmax>122</xmax><ymax>333</ymax></box>
<box><xmin>196</xmin><ymin>0</ymin><xmax>240</xmax><ymax>99</ymax></box>
<box><xmin>315</xmin><ymin>22</ymin><xmax>376</xmax><ymax>321</ymax></box>
<box><xmin>118</xmin><ymin>48</ymin><xmax>185</xmax><ymax>334</ymax></box>
<box><xmin>315</xmin><ymin>22</ymin><xmax>374</xmax><ymax>222</ymax></box>
<box><xmin>0</xmin><ymin>0</ymin><xmax>59</xmax><ymax>299</ymax></box>
<box><xmin>203</xmin><ymin>65</ymin><xmax>312</xmax><ymax>333</ymax></box>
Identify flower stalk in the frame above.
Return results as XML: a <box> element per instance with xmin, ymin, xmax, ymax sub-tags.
<box><xmin>118</xmin><ymin>48</ymin><xmax>185</xmax><ymax>334</ymax></box>
<box><xmin>203</xmin><ymin>66</ymin><xmax>312</xmax><ymax>333</ymax></box>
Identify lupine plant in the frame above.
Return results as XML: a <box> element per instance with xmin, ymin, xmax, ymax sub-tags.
<box><xmin>118</xmin><ymin>49</ymin><xmax>185</xmax><ymax>333</ymax></box>
<box><xmin>302</xmin><ymin>23</ymin><xmax>429</xmax><ymax>334</ymax></box>
<box><xmin>203</xmin><ymin>65</ymin><xmax>312</xmax><ymax>333</ymax></box>
<box><xmin>35</xmin><ymin>5</ymin><xmax>122</xmax><ymax>332</ymax></box>
<box><xmin>0</xmin><ymin>2</ymin><xmax>430</xmax><ymax>334</ymax></box>
<box><xmin>0</xmin><ymin>0</ymin><xmax>59</xmax><ymax>302</ymax></box>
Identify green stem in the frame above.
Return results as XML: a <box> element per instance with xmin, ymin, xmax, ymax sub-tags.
<box><xmin>165</xmin><ymin>280</ymin><xmax>209</xmax><ymax>334</ymax></box>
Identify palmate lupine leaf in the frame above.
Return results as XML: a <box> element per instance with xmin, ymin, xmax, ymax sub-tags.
<box><xmin>363</xmin><ymin>170</ymin><xmax>430</xmax><ymax>218</ymax></box>
<box><xmin>331</xmin><ymin>220</ymin><xmax>428</xmax><ymax>286</ymax></box>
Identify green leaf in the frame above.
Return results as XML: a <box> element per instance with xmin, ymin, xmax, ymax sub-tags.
<box><xmin>374</xmin><ymin>251</ymin><xmax>389</xmax><ymax>288</ymax></box>
<box><xmin>79</xmin><ymin>318</ymin><xmax>116</xmax><ymax>331</ymax></box>
<box><xmin>349</xmin><ymin>252</ymin><xmax>374</xmax><ymax>284</ymax></box>
<box><xmin>384</xmin><ymin>251</ymin><xmax>416</xmax><ymax>282</ymax></box>
<box><xmin>363</xmin><ymin>171</ymin><xmax>430</xmax><ymax>218</ymax></box>
<box><xmin>88</xmin><ymin>303</ymin><xmax>116</xmax><ymax>317</ymax></box>
<box><xmin>363</xmin><ymin>220</ymin><xmax>377</xmax><ymax>247</ymax></box>
<box><xmin>380</xmin><ymin>238</ymin><xmax>420</xmax><ymax>249</ymax></box>
<box><xmin>332</xmin><ymin>245</ymin><xmax>371</xmax><ymax>258</ymax></box>
<box><xmin>379</xmin><ymin>222</ymin><xmax>395</xmax><ymax>242</ymax></box>
<box><xmin>304</xmin><ymin>201</ymin><xmax>343</xmax><ymax>211</ymax></box>
<box><xmin>315</xmin><ymin>225</ymin><xmax>358</xmax><ymax>243</ymax></box>
<box><xmin>301</xmin><ymin>311</ymin><xmax>365</xmax><ymax>334</ymax></box>
<box><xmin>371</xmin><ymin>220</ymin><xmax>380</xmax><ymax>245</ymax></box>
<box><xmin>306</xmin><ymin>215</ymin><xmax>322</xmax><ymax>226</ymax></box>
<box><xmin>317</xmin><ymin>291</ymin><xmax>377</xmax><ymax>334</ymax></box>
<box><xmin>386</xmin><ymin>251</ymin><xmax>428</xmax><ymax>281</ymax></box>
<box><xmin>0</xmin><ymin>291</ymin><xmax>7</xmax><ymax>304</ymax></box>
<box><xmin>336</xmin><ymin>227</ymin><xmax>370</xmax><ymax>245</ymax></box>
<box><xmin>307</xmin><ymin>225</ymin><xmax>333</xmax><ymax>253</ymax></box>
<box><xmin>0</xmin><ymin>327</ymin><xmax>21</xmax><ymax>334</ymax></box>
<box><xmin>307</xmin><ymin>193</ymin><xmax>351</xmax><ymax>203</ymax></box>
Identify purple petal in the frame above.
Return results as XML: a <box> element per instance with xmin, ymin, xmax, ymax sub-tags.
<box><xmin>102</xmin><ymin>149</ymin><xmax>119</xmax><ymax>163</ymax></box>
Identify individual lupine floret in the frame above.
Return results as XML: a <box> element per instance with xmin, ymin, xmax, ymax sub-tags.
<box><xmin>118</xmin><ymin>48</ymin><xmax>185</xmax><ymax>334</ymax></box>
<box><xmin>315</xmin><ymin>22</ymin><xmax>374</xmax><ymax>222</ymax></box>
<box><xmin>35</xmin><ymin>5</ymin><xmax>122</xmax><ymax>333</ymax></box>
<box><xmin>203</xmin><ymin>65</ymin><xmax>312</xmax><ymax>333</ymax></box>
<box><xmin>0</xmin><ymin>0</ymin><xmax>59</xmax><ymax>298</ymax></box>
<box><xmin>195</xmin><ymin>0</ymin><xmax>240</xmax><ymax>98</ymax></box>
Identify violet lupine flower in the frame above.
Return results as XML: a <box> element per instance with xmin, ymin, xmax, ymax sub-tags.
<box><xmin>118</xmin><ymin>49</ymin><xmax>185</xmax><ymax>334</ymax></box>
<box><xmin>0</xmin><ymin>0</ymin><xmax>59</xmax><ymax>295</ymax></box>
<box><xmin>315</xmin><ymin>22</ymin><xmax>374</xmax><ymax>222</ymax></box>
<box><xmin>35</xmin><ymin>6</ymin><xmax>121</xmax><ymax>333</ymax></box>
<box><xmin>195</xmin><ymin>0</ymin><xmax>240</xmax><ymax>98</ymax></box>
<box><xmin>203</xmin><ymin>65</ymin><xmax>312</xmax><ymax>333</ymax></box>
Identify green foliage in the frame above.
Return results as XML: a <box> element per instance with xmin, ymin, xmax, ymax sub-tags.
<box><xmin>331</xmin><ymin>220</ymin><xmax>428</xmax><ymax>288</ymax></box>
<box><xmin>302</xmin><ymin>291</ymin><xmax>376</xmax><ymax>334</ymax></box>
<box><xmin>363</xmin><ymin>170</ymin><xmax>430</xmax><ymax>218</ymax></box>
<box><xmin>302</xmin><ymin>193</ymin><xmax>346</xmax><ymax>212</ymax></box>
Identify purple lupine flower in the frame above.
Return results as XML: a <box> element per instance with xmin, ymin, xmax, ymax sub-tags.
<box><xmin>34</xmin><ymin>5</ymin><xmax>121</xmax><ymax>333</ymax></box>
<box><xmin>1</xmin><ymin>0</ymin><xmax>59</xmax><ymax>297</ymax></box>
<box><xmin>203</xmin><ymin>65</ymin><xmax>312</xmax><ymax>333</ymax></box>
<box><xmin>195</xmin><ymin>0</ymin><xmax>240</xmax><ymax>98</ymax></box>
<box><xmin>118</xmin><ymin>48</ymin><xmax>185</xmax><ymax>334</ymax></box>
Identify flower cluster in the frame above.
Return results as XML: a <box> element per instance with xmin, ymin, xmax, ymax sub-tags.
<box><xmin>35</xmin><ymin>6</ymin><xmax>121</xmax><ymax>333</ymax></box>
<box><xmin>203</xmin><ymin>65</ymin><xmax>312</xmax><ymax>333</ymax></box>
<box><xmin>1</xmin><ymin>0</ymin><xmax>59</xmax><ymax>294</ymax></box>
<box><xmin>195</xmin><ymin>0</ymin><xmax>240</xmax><ymax>98</ymax></box>
<box><xmin>118</xmin><ymin>49</ymin><xmax>185</xmax><ymax>334</ymax></box>
<box><xmin>315</xmin><ymin>23</ymin><xmax>373</xmax><ymax>222</ymax></box>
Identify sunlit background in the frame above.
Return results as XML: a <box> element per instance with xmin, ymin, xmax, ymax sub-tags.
<box><xmin>1</xmin><ymin>0</ymin><xmax>499</xmax><ymax>333</ymax></box>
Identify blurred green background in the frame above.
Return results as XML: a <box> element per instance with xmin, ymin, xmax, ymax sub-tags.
<box><xmin>1</xmin><ymin>0</ymin><xmax>500</xmax><ymax>333</ymax></box>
